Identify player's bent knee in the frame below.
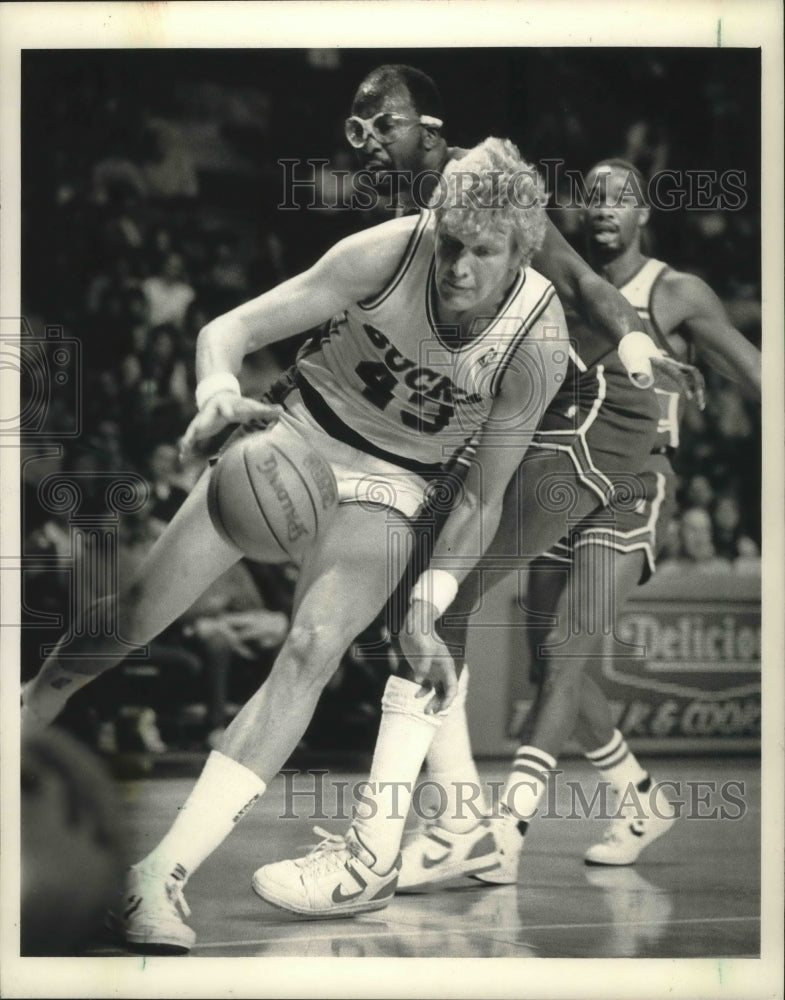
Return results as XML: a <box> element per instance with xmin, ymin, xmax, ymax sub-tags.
<box><xmin>278</xmin><ymin>621</ymin><xmax>346</xmax><ymax>687</ymax></box>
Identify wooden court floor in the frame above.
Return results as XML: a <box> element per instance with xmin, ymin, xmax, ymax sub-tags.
<box><xmin>89</xmin><ymin>757</ymin><xmax>760</xmax><ymax>960</ymax></box>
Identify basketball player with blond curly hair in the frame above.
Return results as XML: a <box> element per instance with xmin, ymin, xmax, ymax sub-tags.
<box><xmin>23</xmin><ymin>137</ymin><xmax>570</xmax><ymax>950</ymax></box>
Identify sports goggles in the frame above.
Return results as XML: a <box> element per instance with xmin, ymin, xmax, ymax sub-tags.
<box><xmin>344</xmin><ymin>111</ymin><xmax>443</xmax><ymax>148</ymax></box>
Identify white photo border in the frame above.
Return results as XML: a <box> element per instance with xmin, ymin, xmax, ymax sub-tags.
<box><xmin>1</xmin><ymin>3</ymin><xmax>782</xmax><ymax>999</ymax></box>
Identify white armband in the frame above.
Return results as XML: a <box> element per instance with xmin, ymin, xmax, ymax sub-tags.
<box><xmin>195</xmin><ymin>372</ymin><xmax>241</xmax><ymax>411</ymax></box>
<box><xmin>410</xmin><ymin>569</ymin><xmax>459</xmax><ymax>617</ymax></box>
<box><xmin>617</xmin><ymin>331</ymin><xmax>660</xmax><ymax>389</ymax></box>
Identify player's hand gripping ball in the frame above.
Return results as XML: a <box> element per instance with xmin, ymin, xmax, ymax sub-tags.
<box><xmin>208</xmin><ymin>431</ymin><xmax>338</xmax><ymax>562</ymax></box>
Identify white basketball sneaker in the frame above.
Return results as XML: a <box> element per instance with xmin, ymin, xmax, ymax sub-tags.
<box><xmin>585</xmin><ymin>795</ymin><xmax>678</xmax><ymax>866</ymax></box>
<box><xmin>399</xmin><ymin>813</ymin><xmax>524</xmax><ymax>890</ymax></box>
<box><xmin>472</xmin><ymin>811</ymin><xmax>526</xmax><ymax>885</ymax></box>
<box><xmin>251</xmin><ymin>827</ymin><xmax>400</xmax><ymax>918</ymax></box>
<box><xmin>106</xmin><ymin>865</ymin><xmax>195</xmax><ymax>954</ymax></box>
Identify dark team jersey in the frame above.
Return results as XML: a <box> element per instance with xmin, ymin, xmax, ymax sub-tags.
<box><xmin>617</xmin><ymin>257</ymin><xmax>689</xmax><ymax>451</ymax></box>
<box><xmin>538</xmin><ymin>257</ymin><xmax>691</xmax><ymax>454</ymax></box>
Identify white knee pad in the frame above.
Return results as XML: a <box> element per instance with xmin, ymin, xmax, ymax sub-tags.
<box><xmin>381</xmin><ymin>675</ymin><xmax>444</xmax><ymax>729</ymax></box>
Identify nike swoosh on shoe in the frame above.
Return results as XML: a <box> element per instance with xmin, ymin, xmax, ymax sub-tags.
<box><xmin>422</xmin><ymin>851</ymin><xmax>451</xmax><ymax>869</ymax></box>
<box><xmin>331</xmin><ymin>881</ymin><xmax>366</xmax><ymax>903</ymax></box>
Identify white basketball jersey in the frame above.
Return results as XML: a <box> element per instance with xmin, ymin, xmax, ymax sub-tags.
<box><xmin>296</xmin><ymin>210</ymin><xmax>557</xmax><ymax>468</ymax></box>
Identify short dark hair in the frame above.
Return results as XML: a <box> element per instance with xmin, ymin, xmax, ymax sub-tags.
<box><xmin>360</xmin><ymin>64</ymin><xmax>444</xmax><ymax>120</ymax></box>
<box><xmin>588</xmin><ymin>158</ymin><xmax>649</xmax><ymax>205</ymax></box>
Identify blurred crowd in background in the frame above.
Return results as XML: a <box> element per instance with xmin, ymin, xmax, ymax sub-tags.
<box><xmin>19</xmin><ymin>48</ymin><xmax>761</xmax><ymax>759</ymax></box>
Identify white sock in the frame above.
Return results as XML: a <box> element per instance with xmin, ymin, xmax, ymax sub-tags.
<box><xmin>501</xmin><ymin>745</ymin><xmax>557</xmax><ymax>828</ymax></box>
<box><xmin>353</xmin><ymin>675</ymin><xmax>442</xmax><ymax>873</ymax></box>
<box><xmin>137</xmin><ymin>751</ymin><xmax>266</xmax><ymax>883</ymax></box>
<box><xmin>425</xmin><ymin>667</ymin><xmax>488</xmax><ymax>833</ymax></box>
<box><xmin>584</xmin><ymin>729</ymin><xmax>649</xmax><ymax>796</ymax></box>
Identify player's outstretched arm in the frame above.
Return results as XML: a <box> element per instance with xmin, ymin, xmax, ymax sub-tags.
<box><xmin>658</xmin><ymin>271</ymin><xmax>762</xmax><ymax>401</ymax></box>
<box><xmin>400</xmin><ymin>298</ymin><xmax>569</xmax><ymax>711</ymax></box>
<box><xmin>196</xmin><ymin>214</ymin><xmax>419</xmax><ymax>375</ymax></box>
<box><xmin>533</xmin><ymin>218</ymin><xmax>659</xmax><ymax>387</ymax></box>
<box><xmin>180</xmin><ymin>215</ymin><xmax>420</xmax><ymax>454</ymax></box>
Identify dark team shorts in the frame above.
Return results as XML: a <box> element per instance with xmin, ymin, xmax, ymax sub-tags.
<box><xmin>529</xmin><ymin>358</ymin><xmax>662</xmax><ymax>508</ymax></box>
<box><xmin>539</xmin><ymin>452</ymin><xmax>678</xmax><ymax>584</ymax></box>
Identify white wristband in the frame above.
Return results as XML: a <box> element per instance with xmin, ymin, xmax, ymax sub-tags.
<box><xmin>617</xmin><ymin>331</ymin><xmax>660</xmax><ymax>389</ymax></box>
<box><xmin>410</xmin><ymin>569</ymin><xmax>459</xmax><ymax>617</ymax></box>
<box><xmin>195</xmin><ymin>372</ymin><xmax>241</xmax><ymax>411</ymax></box>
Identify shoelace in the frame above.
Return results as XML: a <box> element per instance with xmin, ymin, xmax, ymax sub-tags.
<box><xmin>165</xmin><ymin>878</ymin><xmax>192</xmax><ymax>919</ymax></box>
<box><xmin>299</xmin><ymin>826</ymin><xmax>356</xmax><ymax>877</ymax></box>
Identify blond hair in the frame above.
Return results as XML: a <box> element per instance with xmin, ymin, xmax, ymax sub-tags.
<box><xmin>431</xmin><ymin>137</ymin><xmax>548</xmax><ymax>267</ymax></box>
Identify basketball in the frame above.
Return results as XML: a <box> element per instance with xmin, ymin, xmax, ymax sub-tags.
<box><xmin>208</xmin><ymin>431</ymin><xmax>339</xmax><ymax>562</ymax></box>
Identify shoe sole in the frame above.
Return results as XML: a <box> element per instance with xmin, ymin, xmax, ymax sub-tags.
<box><xmin>469</xmin><ymin>859</ymin><xmax>519</xmax><ymax>885</ymax></box>
<box><xmin>251</xmin><ymin>874</ymin><xmax>393</xmax><ymax>920</ymax></box>
<box><xmin>399</xmin><ymin>856</ymin><xmax>503</xmax><ymax>890</ymax></box>
<box><xmin>469</xmin><ymin>872</ymin><xmax>518</xmax><ymax>885</ymax></box>
<box><xmin>584</xmin><ymin>856</ymin><xmax>635</xmax><ymax>867</ymax></box>
<box><xmin>104</xmin><ymin>910</ymin><xmax>194</xmax><ymax>955</ymax></box>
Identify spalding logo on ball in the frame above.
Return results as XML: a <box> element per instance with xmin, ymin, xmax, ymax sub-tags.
<box><xmin>208</xmin><ymin>433</ymin><xmax>338</xmax><ymax>562</ymax></box>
